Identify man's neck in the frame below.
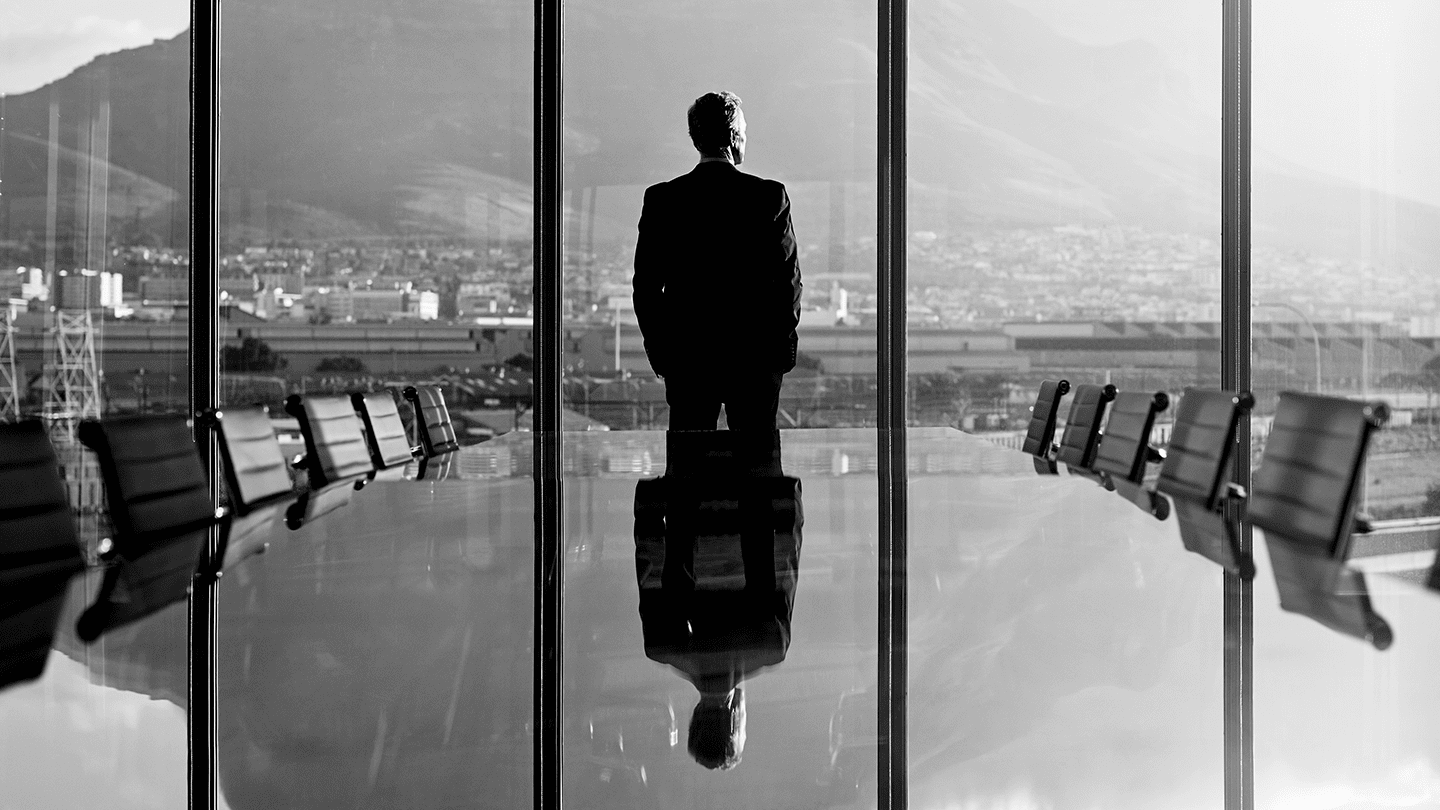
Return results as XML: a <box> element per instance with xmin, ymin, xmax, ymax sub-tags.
<box><xmin>698</xmin><ymin>154</ymin><xmax>734</xmax><ymax>165</ymax></box>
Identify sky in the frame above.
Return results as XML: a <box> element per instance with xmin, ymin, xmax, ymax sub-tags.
<box><xmin>0</xmin><ymin>0</ymin><xmax>187</xmax><ymax>95</ymax></box>
<box><xmin>1011</xmin><ymin>0</ymin><xmax>1440</xmax><ymax>207</ymax></box>
<box><xmin>4</xmin><ymin>0</ymin><xmax>1438</xmax><ymax>208</ymax></box>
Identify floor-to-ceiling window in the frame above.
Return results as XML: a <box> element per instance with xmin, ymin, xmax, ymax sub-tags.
<box><xmin>213</xmin><ymin>0</ymin><xmax>535</xmax><ymax>806</ymax></box>
<box><xmin>0</xmin><ymin>2</ymin><xmax>192</xmax><ymax>806</ymax></box>
<box><xmin>1252</xmin><ymin>2</ymin><xmax>1440</xmax><ymax>804</ymax></box>
<box><xmin>558</xmin><ymin>0</ymin><xmax>880</xmax><ymax>805</ymax></box>
<box><xmin>904</xmin><ymin>2</ymin><xmax>1225</xmax><ymax>805</ymax></box>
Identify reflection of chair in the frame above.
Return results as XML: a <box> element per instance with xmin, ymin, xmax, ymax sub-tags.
<box><xmin>352</xmin><ymin>391</ymin><xmax>419</xmax><ymax>469</ymax></box>
<box><xmin>1055</xmin><ymin>383</ymin><xmax>1116</xmax><ymax>481</ymax></box>
<box><xmin>0</xmin><ymin>421</ymin><xmax>86</xmax><ymax>587</ymax></box>
<box><xmin>1021</xmin><ymin>379</ymin><xmax>1069</xmax><ymax>475</ymax></box>
<box><xmin>285</xmin><ymin>395</ymin><xmax>375</xmax><ymax>489</ymax></box>
<box><xmin>285</xmin><ymin>481</ymin><xmax>357</xmax><ymax>531</ymax></box>
<box><xmin>1154</xmin><ymin>389</ymin><xmax>1254</xmax><ymax>577</ymax></box>
<box><xmin>403</xmin><ymin>385</ymin><xmax>460</xmax><ymax>458</ymax></box>
<box><xmin>415</xmin><ymin>451</ymin><xmax>456</xmax><ymax>481</ymax></box>
<box><xmin>76</xmin><ymin>416</ymin><xmax>218</xmax><ymax>641</ymax></box>
<box><xmin>1268</xmin><ymin>537</ymin><xmax>1392</xmax><ymax>650</ymax></box>
<box><xmin>1249</xmin><ymin>392</ymin><xmax>1392</xmax><ymax>648</ymax></box>
<box><xmin>1</xmin><ymin>576</ymin><xmax>74</xmax><ymax>690</ymax></box>
<box><xmin>0</xmin><ymin>421</ymin><xmax>86</xmax><ymax>689</ymax></box>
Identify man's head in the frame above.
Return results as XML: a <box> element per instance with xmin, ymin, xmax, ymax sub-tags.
<box><xmin>687</xmin><ymin>91</ymin><xmax>746</xmax><ymax>165</ymax></box>
<box><xmin>686</xmin><ymin>688</ymin><xmax>747</xmax><ymax>770</ymax></box>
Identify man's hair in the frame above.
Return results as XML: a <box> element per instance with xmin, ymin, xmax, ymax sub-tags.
<box><xmin>687</xmin><ymin>699</ymin><xmax>741</xmax><ymax>770</ymax></box>
<box><xmin>687</xmin><ymin>91</ymin><xmax>743</xmax><ymax>156</ymax></box>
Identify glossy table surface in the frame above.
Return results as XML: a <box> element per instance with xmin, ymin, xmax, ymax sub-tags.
<box><xmin>3</xmin><ymin>428</ymin><xmax>1439</xmax><ymax>809</ymax></box>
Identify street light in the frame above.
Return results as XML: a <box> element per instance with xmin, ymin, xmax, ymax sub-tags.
<box><xmin>1254</xmin><ymin>301</ymin><xmax>1322</xmax><ymax>394</ymax></box>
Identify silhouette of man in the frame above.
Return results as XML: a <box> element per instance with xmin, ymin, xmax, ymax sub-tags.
<box><xmin>633</xmin><ymin>91</ymin><xmax>803</xmax><ymax>432</ymax></box>
<box><xmin>633</xmin><ymin>430</ymin><xmax>803</xmax><ymax>770</ymax></box>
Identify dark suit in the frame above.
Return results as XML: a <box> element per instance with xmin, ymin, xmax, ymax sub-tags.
<box><xmin>633</xmin><ymin>161</ymin><xmax>803</xmax><ymax>430</ymax></box>
<box><xmin>633</xmin><ymin>431</ymin><xmax>802</xmax><ymax>695</ymax></box>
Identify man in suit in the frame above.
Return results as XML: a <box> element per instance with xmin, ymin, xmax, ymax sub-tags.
<box><xmin>633</xmin><ymin>91</ymin><xmax>803</xmax><ymax>431</ymax></box>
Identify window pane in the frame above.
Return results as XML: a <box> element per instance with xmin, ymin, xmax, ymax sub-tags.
<box><xmin>0</xmin><ymin>3</ymin><xmax>192</xmax><ymax>806</ymax></box>
<box><xmin>906</xmin><ymin>2</ymin><xmax>1224</xmax><ymax>805</ymax></box>
<box><xmin>1252</xmin><ymin>2</ymin><xmax>1440</xmax><ymax>803</ymax></box>
<box><xmin>215</xmin><ymin>0</ymin><xmax>534</xmax><ymax>805</ymax></box>
<box><xmin>560</xmin><ymin>0</ymin><xmax>879</xmax><ymax>805</ymax></box>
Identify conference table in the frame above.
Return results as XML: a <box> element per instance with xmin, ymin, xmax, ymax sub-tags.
<box><xmin>3</xmin><ymin>428</ymin><xmax>1439</xmax><ymax>810</ymax></box>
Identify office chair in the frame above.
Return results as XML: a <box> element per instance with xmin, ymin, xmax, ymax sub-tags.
<box><xmin>202</xmin><ymin>406</ymin><xmax>298</xmax><ymax>568</ymax></box>
<box><xmin>1054</xmin><ymin>383</ymin><xmax>1117</xmax><ymax>482</ymax></box>
<box><xmin>1091</xmin><ymin>391</ymin><xmax>1169</xmax><ymax>487</ymax></box>
<box><xmin>0</xmin><ymin>421</ymin><xmax>86</xmax><ymax>688</ymax></box>
<box><xmin>0</xmin><ymin>421</ymin><xmax>86</xmax><ymax>588</ymax></box>
<box><xmin>352</xmin><ymin>390</ymin><xmax>420</xmax><ymax>470</ymax></box>
<box><xmin>1022</xmin><ymin>379</ymin><xmax>1070</xmax><ymax>474</ymax></box>
<box><xmin>75</xmin><ymin>415</ymin><xmax>219</xmax><ymax>641</ymax></box>
<box><xmin>284</xmin><ymin>394</ymin><xmax>376</xmax><ymax>490</ymax></box>
<box><xmin>1249</xmin><ymin>392</ymin><xmax>1392</xmax><ymax>649</ymax></box>
<box><xmin>402</xmin><ymin>385</ymin><xmax>461</xmax><ymax>458</ymax></box>
<box><xmin>1152</xmin><ymin>389</ymin><xmax>1254</xmax><ymax>578</ymax></box>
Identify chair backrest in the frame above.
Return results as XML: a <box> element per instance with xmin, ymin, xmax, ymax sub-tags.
<box><xmin>1156</xmin><ymin>389</ymin><xmax>1252</xmax><ymax>509</ymax></box>
<box><xmin>1091</xmin><ymin>391</ymin><xmax>1169</xmax><ymax>484</ymax></box>
<box><xmin>1249</xmin><ymin>392</ymin><xmax>1386</xmax><ymax>559</ymax></box>
<box><xmin>1054</xmin><ymin>383</ymin><xmax>1116</xmax><ymax>469</ymax></box>
<box><xmin>352</xmin><ymin>391</ymin><xmax>416</xmax><ymax>469</ymax></box>
<box><xmin>1021</xmin><ymin>379</ymin><xmax>1070</xmax><ymax>458</ymax></box>
<box><xmin>0</xmin><ymin>421</ymin><xmax>84</xmax><ymax>587</ymax></box>
<box><xmin>212</xmin><ymin>407</ymin><xmax>293</xmax><ymax>512</ymax></box>
<box><xmin>403</xmin><ymin>385</ymin><xmax>459</xmax><ymax>457</ymax></box>
<box><xmin>285</xmin><ymin>395</ymin><xmax>375</xmax><ymax>488</ymax></box>
<box><xmin>78</xmin><ymin>415</ymin><xmax>214</xmax><ymax>549</ymax></box>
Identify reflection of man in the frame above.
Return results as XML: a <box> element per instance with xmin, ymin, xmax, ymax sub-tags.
<box><xmin>633</xmin><ymin>430</ymin><xmax>803</xmax><ymax>770</ymax></box>
<box><xmin>632</xmin><ymin>91</ymin><xmax>803</xmax><ymax>431</ymax></box>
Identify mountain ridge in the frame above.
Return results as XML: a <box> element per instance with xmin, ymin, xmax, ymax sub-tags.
<box><xmin>1</xmin><ymin>0</ymin><xmax>1435</xmax><ymax>269</ymax></box>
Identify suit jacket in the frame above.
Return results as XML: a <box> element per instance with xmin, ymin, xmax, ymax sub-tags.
<box><xmin>632</xmin><ymin>436</ymin><xmax>802</xmax><ymax>694</ymax></box>
<box><xmin>633</xmin><ymin>162</ymin><xmax>802</xmax><ymax>376</ymax></box>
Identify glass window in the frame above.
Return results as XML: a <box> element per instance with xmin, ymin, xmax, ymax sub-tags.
<box><xmin>0</xmin><ymin>2</ymin><xmax>192</xmax><ymax>806</ymax></box>
<box><xmin>560</xmin><ymin>0</ymin><xmax>879</xmax><ymax>804</ymax></box>
<box><xmin>214</xmin><ymin>1</ymin><xmax>535</xmax><ymax>806</ymax></box>
<box><xmin>906</xmin><ymin>2</ymin><xmax>1224</xmax><ymax>805</ymax></box>
<box><xmin>1252</xmin><ymin>1</ymin><xmax>1440</xmax><ymax>803</ymax></box>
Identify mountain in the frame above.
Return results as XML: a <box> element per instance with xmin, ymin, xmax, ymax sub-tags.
<box><xmin>2</xmin><ymin>0</ymin><xmax>1437</xmax><ymax>267</ymax></box>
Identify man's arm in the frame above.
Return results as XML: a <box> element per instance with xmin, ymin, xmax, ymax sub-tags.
<box><xmin>772</xmin><ymin>184</ymin><xmax>802</xmax><ymax>370</ymax></box>
<box><xmin>632</xmin><ymin>184</ymin><xmax>669</xmax><ymax>377</ymax></box>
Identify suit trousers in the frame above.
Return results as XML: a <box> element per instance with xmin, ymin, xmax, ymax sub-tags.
<box><xmin>664</xmin><ymin>370</ymin><xmax>785</xmax><ymax>432</ymax></box>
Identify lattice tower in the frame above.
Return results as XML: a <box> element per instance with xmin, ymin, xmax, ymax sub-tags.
<box><xmin>0</xmin><ymin>310</ymin><xmax>18</xmax><ymax>421</ymax></box>
<box><xmin>43</xmin><ymin>309</ymin><xmax>103</xmax><ymax>444</ymax></box>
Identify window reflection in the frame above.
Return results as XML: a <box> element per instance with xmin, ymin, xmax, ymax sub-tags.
<box><xmin>907</xmin><ymin>2</ymin><xmax>1223</xmax><ymax>806</ymax></box>
<box><xmin>1253</xmin><ymin>1</ymin><xmax>1440</xmax><ymax>804</ymax></box>
<box><xmin>1</xmin><ymin>3</ymin><xmax>191</xmax><ymax>807</ymax></box>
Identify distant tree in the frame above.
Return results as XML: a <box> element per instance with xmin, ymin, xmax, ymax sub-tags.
<box><xmin>1424</xmin><ymin>483</ymin><xmax>1440</xmax><ymax>516</ymax></box>
<box><xmin>315</xmin><ymin>356</ymin><xmax>368</xmax><ymax>373</ymax></box>
<box><xmin>1420</xmin><ymin>355</ymin><xmax>1440</xmax><ymax>393</ymax></box>
<box><xmin>794</xmin><ymin>350</ymin><xmax>824</xmax><ymax>374</ymax></box>
<box><xmin>222</xmin><ymin>337</ymin><xmax>287</xmax><ymax>372</ymax></box>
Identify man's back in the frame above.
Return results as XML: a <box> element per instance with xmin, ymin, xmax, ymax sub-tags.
<box><xmin>632</xmin><ymin>162</ymin><xmax>801</xmax><ymax>375</ymax></box>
